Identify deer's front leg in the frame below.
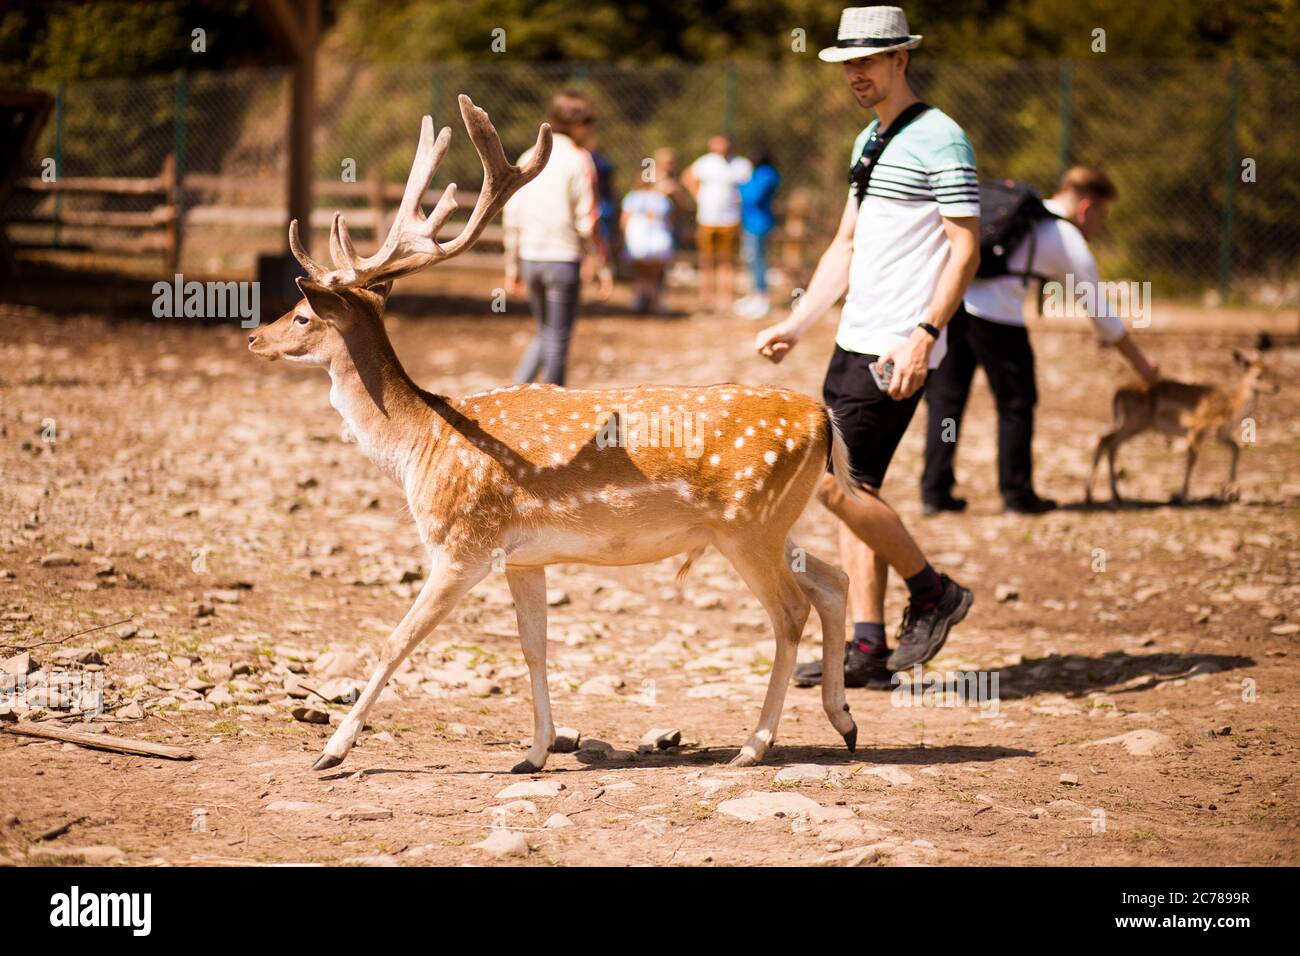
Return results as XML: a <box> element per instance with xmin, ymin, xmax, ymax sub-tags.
<box><xmin>1218</xmin><ymin>435</ymin><xmax>1241</xmax><ymax>500</ymax></box>
<box><xmin>312</xmin><ymin>555</ymin><xmax>486</xmax><ymax>771</ymax></box>
<box><xmin>505</xmin><ymin>564</ymin><xmax>555</xmax><ymax>773</ymax></box>
<box><xmin>1178</xmin><ymin>433</ymin><xmax>1202</xmax><ymax>503</ymax></box>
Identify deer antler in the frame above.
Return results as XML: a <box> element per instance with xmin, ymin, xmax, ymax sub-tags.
<box><xmin>288</xmin><ymin>95</ymin><xmax>552</xmax><ymax>289</ymax></box>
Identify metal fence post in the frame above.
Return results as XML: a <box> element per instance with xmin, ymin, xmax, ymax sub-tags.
<box><xmin>52</xmin><ymin>82</ymin><xmax>65</xmax><ymax>248</ymax></box>
<box><xmin>1057</xmin><ymin>60</ymin><xmax>1073</xmax><ymax>178</ymax></box>
<box><xmin>1218</xmin><ymin>59</ymin><xmax>1239</xmax><ymax>304</ymax></box>
<box><xmin>724</xmin><ymin>64</ymin><xmax>737</xmax><ymax>139</ymax></box>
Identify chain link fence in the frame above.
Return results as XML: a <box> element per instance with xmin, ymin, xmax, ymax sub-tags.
<box><xmin>8</xmin><ymin>59</ymin><xmax>1298</xmax><ymax>306</ymax></box>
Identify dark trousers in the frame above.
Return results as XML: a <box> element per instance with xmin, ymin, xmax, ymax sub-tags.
<box><xmin>514</xmin><ymin>259</ymin><xmax>581</xmax><ymax>386</ymax></box>
<box><xmin>921</xmin><ymin>307</ymin><xmax>1038</xmax><ymax>505</ymax></box>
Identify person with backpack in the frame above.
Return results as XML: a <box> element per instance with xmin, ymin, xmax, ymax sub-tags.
<box><xmin>920</xmin><ymin>165</ymin><xmax>1160</xmax><ymax>515</ymax></box>
<box><xmin>755</xmin><ymin>6</ymin><xmax>979</xmax><ymax>690</ymax></box>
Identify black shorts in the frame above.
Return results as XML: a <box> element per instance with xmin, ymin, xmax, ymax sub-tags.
<box><xmin>822</xmin><ymin>345</ymin><xmax>925</xmax><ymax>489</ymax></box>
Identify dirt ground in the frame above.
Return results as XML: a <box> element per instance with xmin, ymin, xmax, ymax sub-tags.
<box><xmin>1</xmin><ymin>275</ymin><xmax>1297</xmax><ymax>867</ymax></box>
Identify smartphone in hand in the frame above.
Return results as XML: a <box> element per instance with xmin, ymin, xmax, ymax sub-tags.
<box><xmin>869</xmin><ymin>359</ymin><xmax>894</xmax><ymax>392</ymax></box>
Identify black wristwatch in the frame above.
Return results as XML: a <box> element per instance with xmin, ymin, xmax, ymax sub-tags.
<box><xmin>917</xmin><ymin>322</ymin><xmax>940</xmax><ymax>339</ymax></box>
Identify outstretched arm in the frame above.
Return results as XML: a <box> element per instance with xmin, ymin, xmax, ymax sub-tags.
<box><xmin>755</xmin><ymin>194</ymin><xmax>857</xmax><ymax>363</ymax></box>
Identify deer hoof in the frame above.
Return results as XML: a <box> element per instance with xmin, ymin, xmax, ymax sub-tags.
<box><xmin>312</xmin><ymin>752</ymin><xmax>343</xmax><ymax>771</ymax></box>
<box><xmin>510</xmin><ymin>759</ymin><xmax>542</xmax><ymax>774</ymax></box>
<box><xmin>842</xmin><ymin>724</ymin><xmax>858</xmax><ymax>754</ymax></box>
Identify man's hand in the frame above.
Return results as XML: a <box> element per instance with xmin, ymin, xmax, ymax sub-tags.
<box><xmin>755</xmin><ymin>317</ymin><xmax>802</xmax><ymax>364</ymax></box>
<box><xmin>879</xmin><ymin>327</ymin><xmax>934</xmax><ymax>399</ymax></box>
<box><xmin>505</xmin><ymin>273</ymin><xmax>525</xmax><ymax>298</ymax></box>
<box><xmin>1115</xmin><ymin>333</ymin><xmax>1160</xmax><ymax>387</ymax></box>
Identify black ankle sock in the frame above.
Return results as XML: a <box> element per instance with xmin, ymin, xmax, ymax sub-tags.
<box><xmin>905</xmin><ymin>564</ymin><xmax>944</xmax><ymax>606</ymax></box>
<box><xmin>852</xmin><ymin>621</ymin><xmax>886</xmax><ymax>655</ymax></box>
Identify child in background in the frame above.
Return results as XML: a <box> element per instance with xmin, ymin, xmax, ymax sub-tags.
<box><xmin>736</xmin><ymin>147</ymin><xmax>781</xmax><ymax>320</ymax></box>
<box><xmin>621</xmin><ymin>178</ymin><xmax>674</xmax><ymax>314</ymax></box>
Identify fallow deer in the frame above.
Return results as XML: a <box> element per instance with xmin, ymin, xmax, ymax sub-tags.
<box><xmin>248</xmin><ymin>95</ymin><xmax>860</xmax><ymax>772</ymax></box>
<box><xmin>1085</xmin><ymin>348</ymin><xmax>1279</xmax><ymax>505</ymax></box>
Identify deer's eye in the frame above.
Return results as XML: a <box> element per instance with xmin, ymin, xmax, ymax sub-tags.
<box><xmin>294</xmin><ymin>314</ymin><xmax>309</xmax><ymax>325</ymax></box>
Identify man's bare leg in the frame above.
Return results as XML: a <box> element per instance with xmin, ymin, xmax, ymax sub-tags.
<box><xmin>698</xmin><ymin>250</ymin><xmax>715</xmax><ymax>312</ymax></box>
<box><xmin>819</xmin><ymin>476</ymin><xmax>926</xmax><ymax>579</ymax></box>
<box><xmin>838</xmin><ymin>520</ymin><xmax>888</xmax><ymax>624</ymax></box>
<box><xmin>818</xmin><ymin>473</ymin><xmax>972</xmax><ymax>673</ymax></box>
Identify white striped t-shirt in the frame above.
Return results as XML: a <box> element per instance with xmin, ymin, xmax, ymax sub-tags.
<box><xmin>837</xmin><ymin>107</ymin><xmax>979</xmax><ymax>367</ymax></box>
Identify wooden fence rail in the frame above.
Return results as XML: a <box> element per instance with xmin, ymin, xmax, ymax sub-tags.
<box><xmin>10</xmin><ymin>160</ymin><xmax>812</xmax><ymax>274</ymax></box>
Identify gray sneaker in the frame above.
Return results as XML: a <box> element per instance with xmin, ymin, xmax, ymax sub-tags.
<box><xmin>887</xmin><ymin>575</ymin><xmax>973</xmax><ymax>672</ymax></box>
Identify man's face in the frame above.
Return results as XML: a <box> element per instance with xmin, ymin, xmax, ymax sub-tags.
<box><xmin>1076</xmin><ymin>196</ymin><xmax>1111</xmax><ymax>241</ymax></box>
<box><xmin>842</xmin><ymin>52</ymin><xmax>901</xmax><ymax>109</ymax></box>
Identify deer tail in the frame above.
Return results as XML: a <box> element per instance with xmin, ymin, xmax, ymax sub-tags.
<box><xmin>825</xmin><ymin>407</ymin><xmax>864</xmax><ymax>502</ymax></box>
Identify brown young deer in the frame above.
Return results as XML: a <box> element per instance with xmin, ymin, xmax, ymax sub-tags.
<box><xmin>1085</xmin><ymin>348</ymin><xmax>1279</xmax><ymax>505</ymax></box>
<box><xmin>248</xmin><ymin>95</ymin><xmax>859</xmax><ymax>773</ymax></box>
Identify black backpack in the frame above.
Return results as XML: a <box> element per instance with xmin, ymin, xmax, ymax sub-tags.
<box><xmin>976</xmin><ymin>179</ymin><xmax>1061</xmax><ymax>281</ymax></box>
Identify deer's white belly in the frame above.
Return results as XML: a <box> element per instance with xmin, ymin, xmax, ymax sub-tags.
<box><xmin>505</xmin><ymin>520</ymin><xmax>711</xmax><ymax>567</ymax></box>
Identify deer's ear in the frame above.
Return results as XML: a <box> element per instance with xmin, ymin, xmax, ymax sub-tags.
<box><xmin>296</xmin><ymin>278</ymin><xmax>351</xmax><ymax>324</ymax></box>
<box><xmin>1232</xmin><ymin>348</ymin><xmax>1253</xmax><ymax>368</ymax></box>
<box><xmin>361</xmin><ymin>281</ymin><xmax>393</xmax><ymax>310</ymax></box>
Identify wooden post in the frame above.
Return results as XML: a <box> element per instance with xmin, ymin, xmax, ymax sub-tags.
<box><xmin>251</xmin><ymin>0</ymin><xmax>320</xmax><ymax>257</ymax></box>
<box><xmin>160</xmin><ymin>152</ymin><xmax>179</xmax><ymax>272</ymax></box>
<box><xmin>287</xmin><ymin>1</ymin><xmax>318</xmax><ymax>254</ymax></box>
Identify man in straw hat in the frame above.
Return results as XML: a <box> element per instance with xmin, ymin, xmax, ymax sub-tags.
<box><xmin>756</xmin><ymin>7</ymin><xmax>981</xmax><ymax>688</ymax></box>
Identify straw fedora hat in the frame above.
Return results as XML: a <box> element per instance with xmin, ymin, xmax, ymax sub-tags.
<box><xmin>818</xmin><ymin>6</ymin><xmax>923</xmax><ymax>63</ymax></box>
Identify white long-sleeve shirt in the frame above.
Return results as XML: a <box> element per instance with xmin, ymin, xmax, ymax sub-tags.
<box><xmin>963</xmin><ymin>198</ymin><xmax>1126</xmax><ymax>344</ymax></box>
<box><xmin>502</xmin><ymin>133</ymin><xmax>598</xmax><ymax>269</ymax></box>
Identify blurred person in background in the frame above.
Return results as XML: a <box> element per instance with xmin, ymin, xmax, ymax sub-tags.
<box><xmin>683</xmin><ymin>135</ymin><xmax>752</xmax><ymax>314</ymax></box>
<box><xmin>621</xmin><ymin>170</ymin><xmax>675</xmax><ymax>313</ymax></box>
<box><xmin>504</xmin><ymin>90</ymin><xmax>613</xmax><ymax>386</ymax></box>
<box><xmin>735</xmin><ymin>146</ymin><xmax>781</xmax><ymax>320</ymax></box>
<box><xmin>587</xmin><ymin>131</ymin><xmax>620</xmax><ymax>270</ymax></box>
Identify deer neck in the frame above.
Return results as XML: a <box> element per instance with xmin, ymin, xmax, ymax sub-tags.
<box><xmin>1230</xmin><ymin>374</ymin><xmax>1259</xmax><ymax>424</ymax></box>
<box><xmin>326</xmin><ymin>328</ymin><xmax>429</xmax><ymax>486</ymax></box>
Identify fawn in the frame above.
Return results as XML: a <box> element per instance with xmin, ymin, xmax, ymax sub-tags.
<box><xmin>1086</xmin><ymin>348</ymin><xmax>1279</xmax><ymax>504</ymax></box>
<box><xmin>248</xmin><ymin>96</ymin><xmax>860</xmax><ymax>772</ymax></box>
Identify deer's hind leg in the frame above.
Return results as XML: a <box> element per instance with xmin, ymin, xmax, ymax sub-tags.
<box><xmin>1177</xmin><ymin>430</ymin><xmax>1204</xmax><ymax>502</ymax></box>
<box><xmin>313</xmin><ymin>552</ymin><xmax>488</xmax><ymax>771</ymax></box>
<box><xmin>716</xmin><ymin>535</ymin><xmax>810</xmax><ymax>767</ymax></box>
<box><xmin>1086</xmin><ymin>432</ymin><xmax>1115</xmax><ymax>504</ymax></box>
<box><xmin>788</xmin><ymin>540</ymin><xmax>857</xmax><ymax>752</ymax></box>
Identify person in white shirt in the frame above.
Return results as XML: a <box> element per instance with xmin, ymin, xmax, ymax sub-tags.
<box><xmin>503</xmin><ymin>90</ymin><xmax>612</xmax><ymax>386</ymax></box>
<box><xmin>920</xmin><ymin>165</ymin><xmax>1160</xmax><ymax>514</ymax></box>
<box><xmin>683</xmin><ymin>136</ymin><xmax>752</xmax><ymax>314</ymax></box>
<box><xmin>755</xmin><ymin>6</ymin><xmax>979</xmax><ymax>690</ymax></box>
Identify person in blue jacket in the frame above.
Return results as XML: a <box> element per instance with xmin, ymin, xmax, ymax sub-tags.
<box><xmin>736</xmin><ymin>148</ymin><xmax>781</xmax><ymax>320</ymax></box>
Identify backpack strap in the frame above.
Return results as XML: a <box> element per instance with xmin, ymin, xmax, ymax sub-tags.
<box><xmin>849</xmin><ymin>101</ymin><xmax>931</xmax><ymax>206</ymax></box>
